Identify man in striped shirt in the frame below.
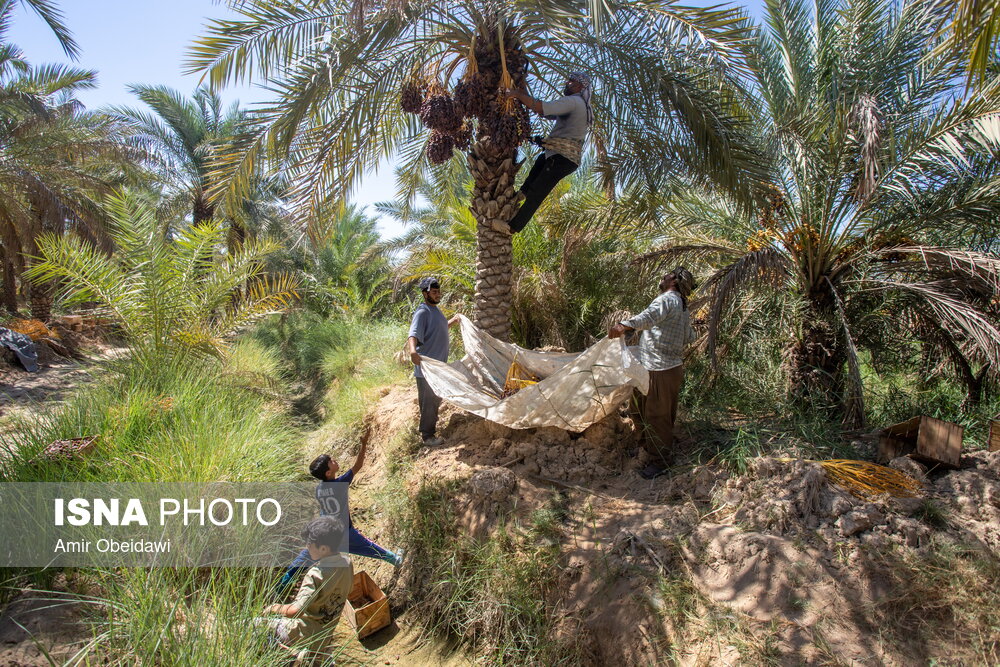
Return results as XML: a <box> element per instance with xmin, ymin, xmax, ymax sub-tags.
<box><xmin>609</xmin><ymin>268</ymin><xmax>697</xmax><ymax>479</ymax></box>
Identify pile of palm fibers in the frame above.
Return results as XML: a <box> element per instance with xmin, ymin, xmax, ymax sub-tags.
<box><xmin>780</xmin><ymin>458</ymin><xmax>923</xmax><ymax>498</ymax></box>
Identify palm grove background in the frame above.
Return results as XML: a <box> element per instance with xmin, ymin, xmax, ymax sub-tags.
<box><xmin>6</xmin><ymin>0</ymin><xmax>996</xmax><ymax>424</ymax></box>
<box><xmin>1</xmin><ymin>0</ymin><xmax>1000</xmax><ymax>661</ymax></box>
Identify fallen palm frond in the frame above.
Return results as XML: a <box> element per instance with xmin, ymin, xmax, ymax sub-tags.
<box><xmin>3</xmin><ymin>318</ymin><xmax>58</xmax><ymax>340</ymax></box>
<box><xmin>780</xmin><ymin>458</ymin><xmax>923</xmax><ymax>498</ymax></box>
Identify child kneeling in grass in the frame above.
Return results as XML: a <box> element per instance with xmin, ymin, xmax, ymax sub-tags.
<box><xmin>263</xmin><ymin>516</ymin><xmax>353</xmax><ymax>650</ymax></box>
<box><xmin>278</xmin><ymin>440</ymin><xmax>403</xmax><ymax>593</ymax></box>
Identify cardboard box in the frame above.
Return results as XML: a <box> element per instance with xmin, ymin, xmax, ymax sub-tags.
<box><xmin>878</xmin><ymin>416</ymin><xmax>962</xmax><ymax>469</ymax></box>
<box><xmin>989</xmin><ymin>421</ymin><xmax>1000</xmax><ymax>453</ymax></box>
<box><xmin>343</xmin><ymin>571</ymin><xmax>390</xmax><ymax>639</ymax></box>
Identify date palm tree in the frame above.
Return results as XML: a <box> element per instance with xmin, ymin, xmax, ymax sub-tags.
<box><xmin>641</xmin><ymin>0</ymin><xmax>1000</xmax><ymax>422</ymax></box>
<box><xmin>5</xmin><ymin>0</ymin><xmax>78</xmax><ymax>59</ymax></box>
<box><xmin>188</xmin><ymin>0</ymin><xmax>760</xmax><ymax>340</ymax></box>
<box><xmin>25</xmin><ymin>192</ymin><xmax>299</xmax><ymax>363</ymax></box>
<box><xmin>109</xmin><ymin>85</ymin><xmax>254</xmax><ymax>249</ymax></box>
<box><xmin>0</xmin><ymin>0</ymin><xmax>138</xmax><ymax>318</ymax></box>
<box><xmin>0</xmin><ymin>59</ymin><xmax>136</xmax><ymax>319</ymax></box>
<box><xmin>940</xmin><ymin>0</ymin><xmax>1000</xmax><ymax>86</ymax></box>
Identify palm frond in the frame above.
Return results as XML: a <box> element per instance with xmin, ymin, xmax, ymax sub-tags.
<box><xmin>699</xmin><ymin>246</ymin><xmax>793</xmax><ymax>364</ymax></box>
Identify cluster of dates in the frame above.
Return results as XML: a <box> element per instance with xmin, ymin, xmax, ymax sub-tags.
<box><xmin>401</xmin><ymin>33</ymin><xmax>531</xmax><ymax>164</ymax></box>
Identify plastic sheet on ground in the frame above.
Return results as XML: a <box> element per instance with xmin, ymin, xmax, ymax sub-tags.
<box><xmin>0</xmin><ymin>327</ymin><xmax>38</xmax><ymax>372</ymax></box>
<box><xmin>419</xmin><ymin>315</ymin><xmax>649</xmax><ymax>431</ymax></box>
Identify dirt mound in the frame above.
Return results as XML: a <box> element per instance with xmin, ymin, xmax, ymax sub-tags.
<box><xmin>458</xmin><ymin>466</ymin><xmax>519</xmax><ymax>536</ymax></box>
<box><xmin>707</xmin><ymin>457</ymin><xmax>933</xmax><ymax>549</ymax></box>
<box><xmin>930</xmin><ymin>450</ymin><xmax>1000</xmax><ymax>555</ymax></box>
<box><xmin>363</xmin><ymin>386</ymin><xmax>1000</xmax><ymax>665</ymax></box>
<box><xmin>444</xmin><ymin>409</ymin><xmax>637</xmax><ymax>483</ymax></box>
<box><xmin>365</xmin><ymin>385</ymin><xmax>421</xmax><ymax>447</ymax></box>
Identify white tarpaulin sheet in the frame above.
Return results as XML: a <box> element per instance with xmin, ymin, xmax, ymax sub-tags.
<box><xmin>419</xmin><ymin>315</ymin><xmax>649</xmax><ymax>431</ymax></box>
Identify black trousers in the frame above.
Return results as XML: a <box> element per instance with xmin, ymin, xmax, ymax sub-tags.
<box><xmin>508</xmin><ymin>153</ymin><xmax>579</xmax><ymax>233</ymax></box>
<box><xmin>416</xmin><ymin>376</ymin><xmax>442</xmax><ymax>440</ymax></box>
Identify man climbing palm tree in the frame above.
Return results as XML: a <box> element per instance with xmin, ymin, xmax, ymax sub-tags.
<box><xmin>505</xmin><ymin>72</ymin><xmax>593</xmax><ymax>233</ymax></box>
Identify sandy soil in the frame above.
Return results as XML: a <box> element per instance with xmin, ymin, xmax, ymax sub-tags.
<box><xmin>0</xmin><ymin>343</ymin><xmax>127</xmax><ymax>425</ymax></box>
<box><xmin>357</xmin><ymin>384</ymin><xmax>1000</xmax><ymax>666</ymax></box>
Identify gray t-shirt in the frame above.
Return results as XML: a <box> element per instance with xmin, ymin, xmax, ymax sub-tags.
<box><xmin>408</xmin><ymin>303</ymin><xmax>449</xmax><ymax>379</ymax></box>
<box><xmin>541</xmin><ymin>95</ymin><xmax>589</xmax><ymax>156</ymax></box>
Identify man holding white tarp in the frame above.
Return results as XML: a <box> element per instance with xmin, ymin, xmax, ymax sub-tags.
<box><xmin>406</xmin><ymin>277</ymin><xmax>460</xmax><ymax>446</ymax></box>
<box><xmin>609</xmin><ymin>268</ymin><xmax>697</xmax><ymax>479</ymax></box>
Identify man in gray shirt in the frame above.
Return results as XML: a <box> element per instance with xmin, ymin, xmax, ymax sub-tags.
<box><xmin>609</xmin><ymin>268</ymin><xmax>697</xmax><ymax>479</ymax></box>
<box><xmin>506</xmin><ymin>71</ymin><xmax>593</xmax><ymax>233</ymax></box>
<box><xmin>407</xmin><ymin>277</ymin><xmax>460</xmax><ymax>446</ymax></box>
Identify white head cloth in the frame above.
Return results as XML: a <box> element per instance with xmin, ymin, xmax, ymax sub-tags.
<box><xmin>567</xmin><ymin>71</ymin><xmax>593</xmax><ymax>126</ymax></box>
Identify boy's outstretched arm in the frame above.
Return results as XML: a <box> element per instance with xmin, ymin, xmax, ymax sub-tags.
<box><xmin>350</xmin><ymin>439</ymin><xmax>368</xmax><ymax>475</ymax></box>
<box><xmin>267</xmin><ymin>603</ymin><xmax>300</xmax><ymax>618</ymax></box>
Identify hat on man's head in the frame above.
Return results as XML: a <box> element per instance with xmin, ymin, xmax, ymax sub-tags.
<box><xmin>673</xmin><ymin>267</ymin><xmax>696</xmax><ymax>298</ymax></box>
<box><xmin>567</xmin><ymin>72</ymin><xmax>593</xmax><ymax>125</ymax></box>
<box><xmin>418</xmin><ymin>276</ymin><xmax>440</xmax><ymax>291</ymax></box>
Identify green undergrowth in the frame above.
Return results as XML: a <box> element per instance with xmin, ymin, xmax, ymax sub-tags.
<box><xmin>1</xmin><ymin>345</ymin><xmax>298</xmax><ymax>483</ymax></box>
<box><xmin>71</xmin><ymin>567</ymin><xmax>363</xmax><ymax>666</ymax></box>
<box><xmin>0</xmin><ymin>344</ymin><xmax>335</xmax><ymax>664</ymax></box>
<box><xmin>320</xmin><ymin>320</ymin><xmax>409</xmax><ymax>433</ymax></box>
<box><xmin>383</xmin><ymin>477</ymin><xmax>585</xmax><ymax>665</ymax></box>
<box><xmin>863</xmin><ymin>369</ymin><xmax>1000</xmax><ymax>449</ymax></box>
<box><xmin>297</xmin><ymin>319</ymin><xmax>411</xmax><ymax>462</ymax></box>
<box><xmin>679</xmin><ymin>349</ymin><xmax>999</xmax><ymax>473</ymax></box>
<box><xmin>250</xmin><ymin>311</ymin><xmax>356</xmax><ymax>385</ymax></box>
<box><xmin>251</xmin><ymin>312</ymin><xmax>410</xmax><ymax>422</ymax></box>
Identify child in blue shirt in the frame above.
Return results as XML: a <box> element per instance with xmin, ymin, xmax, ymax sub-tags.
<box><xmin>277</xmin><ymin>440</ymin><xmax>403</xmax><ymax>593</ymax></box>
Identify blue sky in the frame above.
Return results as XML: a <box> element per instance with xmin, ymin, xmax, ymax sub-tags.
<box><xmin>12</xmin><ymin>0</ymin><xmax>766</xmax><ymax>240</ymax></box>
<box><xmin>12</xmin><ymin>0</ymin><xmax>402</xmax><ymax>237</ymax></box>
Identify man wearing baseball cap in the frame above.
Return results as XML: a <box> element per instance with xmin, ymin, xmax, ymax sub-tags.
<box><xmin>505</xmin><ymin>71</ymin><xmax>593</xmax><ymax>234</ymax></box>
<box><xmin>406</xmin><ymin>277</ymin><xmax>460</xmax><ymax>446</ymax></box>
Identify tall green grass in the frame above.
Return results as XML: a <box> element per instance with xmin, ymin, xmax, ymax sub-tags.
<box><xmin>250</xmin><ymin>312</ymin><xmax>411</xmax><ymax>424</ymax></box>
<box><xmin>81</xmin><ymin>568</ymin><xmax>320</xmax><ymax>666</ymax></box>
<box><xmin>250</xmin><ymin>311</ymin><xmax>356</xmax><ymax>385</ymax></box>
<box><xmin>0</xmin><ymin>345</ymin><xmax>335</xmax><ymax>665</ymax></box>
<box><xmin>1</xmin><ymin>348</ymin><xmax>297</xmax><ymax>483</ymax></box>
<box><xmin>320</xmin><ymin>320</ymin><xmax>409</xmax><ymax>430</ymax></box>
<box><xmin>383</xmin><ymin>477</ymin><xmax>583</xmax><ymax>665</ymax></box>
<box><xmin>285</xmin><ymin>317</ymin><xmax>411</xmax><ymax>459</ymax></box>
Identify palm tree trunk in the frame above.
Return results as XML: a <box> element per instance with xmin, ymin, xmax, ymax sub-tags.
<box><xmin>193</xmin><ymin>194</ymin><xmax>215</xmax><ymax>224</ymax></box>
<box><xmin>468</xmin><ymin>142</ymin><xmax>520</xmax><ymax>341</ymax></box>
<box><xmin>464</xmin><ymin>21</ymin><xmax>529</xmax><ymax>342</ymax></box>
<box><xmin>0</xmin><ymin>241</ymin><xmax>18</xmax><ymax>314</ymax></box>
<box><xmin>788</xmin><ymin>294</ymin><xmax>848</xmax><ymax>417</ymax></box>
<box><xmin>227</xmin><ymin>220</ymin><xmax>246</xmax><ymax>252</ymax></box>
<box><xmin>22</xmin><ymin>220</ymin><xmax>54</xmax><ymax>322</ymax></box>
<box><xmin>29</xmin><ymin>283</ymin><xmax>53</xmax><ymax>322</ymax></box>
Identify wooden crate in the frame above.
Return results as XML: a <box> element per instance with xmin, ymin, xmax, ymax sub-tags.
<box><xmin>989</xmin><ymin>421</ymin><xmax>1000</xmax><ymax>453</ymax></box>
<box><xmin>878</xmin><ymin>416</ymin><xmax>962</xmax><ymax>469</ymax></box>
<box><xmin>343</xmin><ymin>571</ymin><xmax>390</xmax><ymax>639</ymax></box>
